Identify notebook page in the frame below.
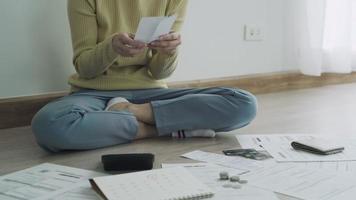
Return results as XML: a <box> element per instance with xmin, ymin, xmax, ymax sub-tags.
<box><xmin>91</xmin><ymin>167</ymin><xmax>214</xmax><ymax>200</ymax></box>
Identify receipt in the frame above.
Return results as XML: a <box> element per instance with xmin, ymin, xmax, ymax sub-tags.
<box><xmin>134</xmin><ymin>15</ymin><xmax>176</xmax><ymax>43</ymax></box>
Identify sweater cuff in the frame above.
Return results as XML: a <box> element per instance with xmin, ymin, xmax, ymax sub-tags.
<box><xmin>148</xmin><ymin>50</ymin><xmax>178</xmax><ymax>80</ymax></box>
<box><xmin>152</xmin><ymin>50</ymin><xmax>179</xmax><ymax>67</ymax></box>
<box><xmin>154</xmin><ymin>49</ymin><xmax>178</xmax><ymax>59</ymax></box>
<box><xmin>103</xmin><ymin>34</ymin><xmax>120</xmax><ymax>65</ymax></box>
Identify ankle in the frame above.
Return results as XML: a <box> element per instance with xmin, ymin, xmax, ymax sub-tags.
<box><xmin>129</xmin><ymin>103</ymin><xmax>155</xmax><ymax>125</ymax></box>
<box><xmin>135</xmin><ymin>122</ymin><xmax>157</xmax><ymax>140</ymax></box>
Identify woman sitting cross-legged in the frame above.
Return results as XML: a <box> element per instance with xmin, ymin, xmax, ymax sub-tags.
<box><xmin>31</xmin><ymin>0</ymin><xmax>257</xmax><ymax>152</ymax></box>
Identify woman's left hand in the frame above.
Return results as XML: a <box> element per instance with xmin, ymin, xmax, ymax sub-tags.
<box><xmin>148</xmin><ymin>32</ymin><xmax>181</xmax><ymax>55</ymax></box>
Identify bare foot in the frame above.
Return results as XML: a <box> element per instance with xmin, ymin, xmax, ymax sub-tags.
<box><xmin>135</xmin><ymin>121</ymin><xmax>158</xmax><ymax>140</ymax></box>
<box><xmin>128</xmin><ymin>103</ymin><xmax>155</xmax><ymax>125</ymax></box>
<box><xmin>109</xmin><ymin>102</ymin><xmax>155</xmax><ymax>125</ymax></box>
<box><xmin>108</xmin><ymin>101</ymin><xmax>130</xmax><ymax>112</ymax></box>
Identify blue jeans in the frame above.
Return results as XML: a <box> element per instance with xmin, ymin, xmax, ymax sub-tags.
<box><xmin>31</xmin><ymin>87</ymin><xmax>257</xmax><ymax>152</ymax></box>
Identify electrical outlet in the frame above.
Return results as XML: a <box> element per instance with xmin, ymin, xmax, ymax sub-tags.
<box><xmin>244</xmin><ymin>25</ymin><xmax>263</xmax><ymax>41</ymax></box>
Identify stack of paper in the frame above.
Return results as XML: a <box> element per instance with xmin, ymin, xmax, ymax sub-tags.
<box><xmin>181</xmin><ymin>149</ymin><xmax>356</xmax><ymax>200</ymax></box>
<box><xmin>162</xmin><ymin>163</ymin><xmax>279</xmax><ymax>200</ymax></box>
<box><xmin>0</xmin><ymin>163</ymin><xmax>104</xmax><ymax>200</ymax></box>
<box><xmin>237</xmin><ymin>134</ymin><xmax>356</xmax><ymax>162</ymax></box>
<box><xmin>180</xmin><ymin>134</ymin><xmax>356</xmax><ymax>200</ymax></box>
<box><xmin>236</xmin><ymin>134</ymin><xmax>356</xmax><ymax>173</ymax></box>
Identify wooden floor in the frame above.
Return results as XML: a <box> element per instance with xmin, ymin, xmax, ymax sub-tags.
<box><xmin>1</xmin><ymin>83</ymin><xmax>356</xmax><ymax>199</ymax></box>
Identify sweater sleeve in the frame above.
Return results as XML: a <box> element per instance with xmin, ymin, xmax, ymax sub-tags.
<box><xmin>146</xmin><ymin>0</ymin><xmax>188</xmax><ymax>80</ymax></box>
<box><xmin>67</xmin><ymin>0</ymin><xmax>119</xmax><ymax>79</ymax></box>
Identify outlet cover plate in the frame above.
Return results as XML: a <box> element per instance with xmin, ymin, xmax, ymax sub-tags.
<box><xmin>244</xmin><ymin>25</ymin><xmax>263</xmax><ymax>41</ymax></box>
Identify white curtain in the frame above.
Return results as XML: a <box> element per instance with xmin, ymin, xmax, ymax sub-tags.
<box><xmin>285</xmin><ymin>0</ymin><xmax>356</xmax><ymax>75</ymax></box>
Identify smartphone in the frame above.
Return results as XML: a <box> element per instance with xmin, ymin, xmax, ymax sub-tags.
<box><xmin>291</xmin><ymin>139</ymin><xmax>345</xmax><ymax>155</ymax></box>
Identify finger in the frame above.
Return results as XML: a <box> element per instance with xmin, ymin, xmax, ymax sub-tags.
<box><xmin>150</xmin><ymin>40</ymin><xmax>178</xmax><ymax>47</ymax></box>
<box><xmin>116</xmin><ymin>45</ymin><xmax>132</xmax><ymax>57</ymax></box>
<box><xmin>128</xmin><ymin>33</ymin><xmax>148</xmax><ymax>46</ymax></box>
<box><xmin>152</xmin><ymin>48</ymin><xmax>177</xmax><ymax>55</ymax></box>
<box><xmin>159</xmin><ymin>33</ymin><xmax>180</xmax><ymax>41</ymax></box>
<box><xmin>119</xmin><ymin>33</ymin><xmax>146</xmax><ymax>48</ymax></box>
<box><xmin>150</xmin><ymin>40</ymin><xmax>181</xmax><ymax>49</ymax></box>
<box><xmin>159</xmin><ymin>32</ymin><xmax>179</xmax><ymax>40</ymax></box>
<box><xmin>128</xmin><ymin>33</ymin><xmax>135</xmax><ymax>39</ymax></box>
<box><xmin>148</xmin><ymin>45</ymin><xmax>178</xmax><ymax>54</ymax></box>
<box><xmin>118</xmin><ymin>42</ymin><xmax>145</xmax><ymax>57</ymax></box>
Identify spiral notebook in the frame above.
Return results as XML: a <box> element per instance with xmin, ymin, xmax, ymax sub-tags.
<box><xmin>90</xmin><ymin>167</ymin><xmax>214</xmax><ymax>200</ymax></box>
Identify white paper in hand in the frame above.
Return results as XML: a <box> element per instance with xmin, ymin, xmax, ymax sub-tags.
<box><xmin>134</xmin><ymin>15</ymin><xmax>177</xmax><ymax>43</ymax></box>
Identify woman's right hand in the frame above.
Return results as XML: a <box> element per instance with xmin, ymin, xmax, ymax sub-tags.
<box><xmin>112</xmin><ymin>33</ymin><xmax>146</xmax><ymax>57</ymax></box>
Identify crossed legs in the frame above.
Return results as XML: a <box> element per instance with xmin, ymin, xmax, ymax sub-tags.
<box><xmin>31</xmin><ymin>87</ymin><xmax>257</xmax><ymax>152</ymax></box>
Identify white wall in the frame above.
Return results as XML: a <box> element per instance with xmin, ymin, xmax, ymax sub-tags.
<box><xmin>171</xmin><ymin>0</ymin><xmax>291</xmax><ymax>81</ymax></box>
<box><xmin>0</xmin><ymin>0</ymin><xmax>290</xmax><ymax>98</ymax></box>
<box><xmin>0</xmin><ymin>1</ymin><xmax>74</xmax><ymax>98</ymax></box>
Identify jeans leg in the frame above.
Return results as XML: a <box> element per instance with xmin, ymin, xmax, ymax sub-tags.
<box><xmin>31</xmin><ymin>94</ymin><xmax>138</xmax><ymax>152</ymax></box>
<box><xmin>131</xmin><ymin>87</ymin><xmax>257</xmax><ymax>135</ymax></box>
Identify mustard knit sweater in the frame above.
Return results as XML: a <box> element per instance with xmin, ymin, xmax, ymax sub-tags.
<box><xmin>67</xmin><ymin>0</ymin><xmax>188</xmax><ymax>91</ymax></box>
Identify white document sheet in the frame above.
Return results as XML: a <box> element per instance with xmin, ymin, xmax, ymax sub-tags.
<box><xmin>182</xmin><ymin>150</ymin><xmax>356</xmax><ymax>200</ymax></box>
<box><xmin>236</xmin><ymin>134</ymin><xmax>268</xmax><ymax>151</ymax></box>
<box><xmin>181</xmin><ymin>150</ymin><xmax>275</xmax><ymax>174</ymax></box>
<box><xmin>241</xmin><ymin>163</ymin><xmax>356</xmax><ymax>200</ymax></box>
<box><xmin>0</xmin><ymin>163</ymin><xmax>104</xmax><ymax>200</ymax></box>
<box><xmin>236</xmin><ymin>134</ymin><xmax>356</xmax><ymax>172</ymax></box>
<box><xmin>134</xmin><ymin>15</ymin><xmax>176</xmax><ymax>43</ymax></box>
<box><xmin>162</xmin><ymin>163</ymin><xmax>279</xmax><ymax>200</ymax></box>
<box><xmin>237</xmin><ymin>134</ymin><xmax>356</xmax><ymax>162</ymax></box>
<box><xmin>49</xmin><ymin>182</ymin><xmax>100</xmax><ymax>200</ymax></box>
